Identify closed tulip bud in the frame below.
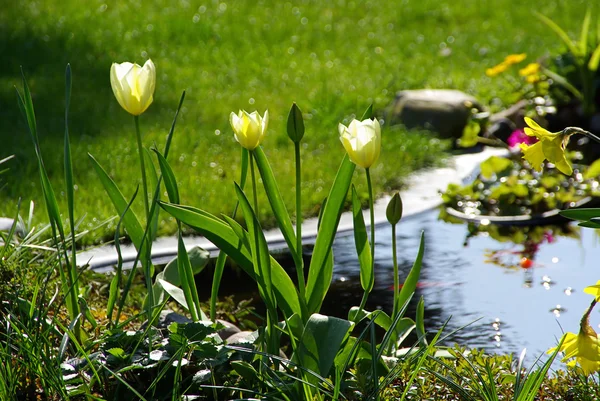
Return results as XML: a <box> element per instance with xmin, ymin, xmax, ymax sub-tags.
<box><xmin>287</xmin><ymin>103</ymin><xmax>305</xmax><ymax>143</ymax></box>
<box><xmin>110</xmin><ymin>59</ymin><xmax>156</xmax><ymax>116</ymax></box>
<box><xmin>229</xmin><ymin>110</ymin><xmax>269</xmax><ymax>150</ymax></box>
<box><xmin>386</xmin><ymin>192</ymin><xmax>403</xmax><ymax>225</ymax></box>
<box><xmin>339</xmin><ymin>118</ymin><xmax>381</xmax><ymax>169</ymax></box>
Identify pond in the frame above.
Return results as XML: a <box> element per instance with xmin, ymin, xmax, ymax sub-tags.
<box><xmin>318</xmin><ymin>208</ymin><xmax>600</xmax><ymax>359</ymax></box>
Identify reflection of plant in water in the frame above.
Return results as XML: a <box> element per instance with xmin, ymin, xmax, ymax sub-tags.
<box><xmin>442</xmin><ymin>155</ymin><xmax>600</xmax><ymax>218</ymax></box>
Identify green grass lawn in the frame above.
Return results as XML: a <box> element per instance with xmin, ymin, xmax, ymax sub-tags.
<box><xmin>0</xmin><ymin>0</ymin><xmax>593</xmax><ymax>243</ymax></box>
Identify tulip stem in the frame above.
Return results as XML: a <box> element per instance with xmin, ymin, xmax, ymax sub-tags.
<box><xmin>134</xmin><ymin>116</ymin><xmax>150</xmax><ymax>222</ymax></box>
<box><xmin>354</xmin><ymin>168</ymin><xmax>376</xmax><ymax>322</ymax></box>
<box><xmin>134</xmin><ymin>115</ymin><xmax>154</xmax><ymax>323</ymax></box>
<box><xmin>294</xmin><ymin>143</ymin><xmax>306</xmax><ymax>302</ymax></box>
<box><xmin>250</xmin><ymin>152</ymin><xmax>259</xmax><ymax>219</ymax></box>
<box><xmin>366</xmin><ymin>168</ymin><xmax>375</xmax><ymax>277</ymax></box>
<box><xmin>390</xmin><ymin>222</ymin><xmax>399</xmax><ymax>353</ymax></box>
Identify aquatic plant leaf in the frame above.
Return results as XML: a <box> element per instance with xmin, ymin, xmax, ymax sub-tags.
<box><xmin>480</xmin><ymin>156</ymin><xmax>512</xmax><ymax>179</ymax></box>
<box><xmin>560</xmin><ymin>208</ymin><xmax>600</xmax><ymax>221</ymax></box>
<box><xmin>295</xmin><ymin>313</ymin><xmax>353</xmax><ymax>384</ymax></box>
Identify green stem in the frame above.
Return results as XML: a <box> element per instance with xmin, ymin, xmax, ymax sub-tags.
<box><xmin>134</xmin><ymin>116</ymin><xmax>150</xmax><ymax>223</ymax></box>
<box><xmin>294</xmin><ymin>143</ymin><xmax>307</xmax><ymax>303</ymax></box>
<box><xmin>388</xmin><ymin>223</ymin><xmax>399</xmax><ymax>355</ymax></box>
<box><xmin>354</xmin><ymin>168</ymin><xmax>376</xmax><ymax>323</ymax></box>
<box><xmin>250</xmin><ymin>152</ymin><xmax>259</xmax><ymax>219</ymax></box>
<box><xmin>134</xmin><ymin>115</ymin><xmax>153</xmax><ymax>321</ymax></box>
<box><xmin>366</xmin><ymin>168</ymin><xmax>375</xmax><ymax>278</ymax></box>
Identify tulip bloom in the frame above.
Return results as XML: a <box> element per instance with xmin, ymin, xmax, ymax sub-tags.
<box><xmin>520</xmin><ymin>117</ymin><xmax>573</xmax><ymax>175</ymax></box>
<box><xmin>110</xmin><ymin>59</ymin><xmax>156</xmax><ymax>116</ymax></box>
<box><xmin>339</xmin><ymin>118</ymin><xmax>381</xmax><ymax>169</ymax></box>
<box><xmin>230</xmin><ymin>110</ymin><xmax>269</xmax><ymax>150</ymax></box>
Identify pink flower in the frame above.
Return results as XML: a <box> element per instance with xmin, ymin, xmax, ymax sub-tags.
<box><xmin>508</xmin><ymin>129</ymin><xmax>538</xmax><ymax>148</ymax></box>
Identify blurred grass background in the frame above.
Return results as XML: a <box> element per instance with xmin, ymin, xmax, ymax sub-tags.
<box><xmin>0</xmin><ymin>0</ymin><xmax>592</xmax><ymax>243</ymax></box>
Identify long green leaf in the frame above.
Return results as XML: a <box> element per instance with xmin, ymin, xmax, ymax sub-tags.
<box><xmin>176</xmin><ymin>233</ymin><xmax>201</xmax><ymax>321</ymax></box>
<box><xmin>159</xmin><ymin>202</ymin><xmax>300</xmax><ymax>317</ymax></box>
<box><xmin>396</xmin><ymin>232</ymin><xmax>425</xmax><ymax>313</ymax></box>
<box><xmin>234</xmin><ymin>183</ymin><xmax>276</xmax><ymax>313</ymax></box>
<box><xmin>88</xmin><ymin>153</ymin><xmax>151</xmax><ymax>272</ymax></box>
<box><xmin>305</xmin><ymin>155</ymin><xmax>355</xmax><ymax>315</ymax></box>
<box><xmin>295</xmin><ymin>313</ymin><xmax>353</xmax><ymax>384</ymax></box>
<box><xmin>579</xmin><ymin>8</ymin><xmax>591</xmax><ymax>57</ymax></box>
<box><xmin>588</xmin><ymin>42</ymin><xmax>600</xmax><ymax>72</ymax></box>
<box><xmin>253</xmin><ymin>147</ymin><xmax>298</xmax><ymax>260</ymax></box>
<box><xmin>153</xmin><ymin>149</ymin><xmax>179</xmax><ymax>204</ymax></box>
<box><xmin>559</xmin><ymin>208</ymin><xmax>600</xmax><ymax>221</ymax></box>
<box><xmin>535</xmin><ymin>12</ymin><xmax>579</xmax><ymax>57</ymax></box>
<box><xmin>351</xmin><ymin>186</ymin><xmax>372</xmax><ymax>293</ymax></box>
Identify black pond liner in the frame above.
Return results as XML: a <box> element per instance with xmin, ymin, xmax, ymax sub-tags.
<box><xmin>445</xmin><ymin>196</ymin><xmax>597</xmax><ymax>226</ymax></box>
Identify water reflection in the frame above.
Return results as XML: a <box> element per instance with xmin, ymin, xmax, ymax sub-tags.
<box><xmin>321</xmin><ymin>209</ymin><xmax>600</xmax><ymax>358</ymax></box>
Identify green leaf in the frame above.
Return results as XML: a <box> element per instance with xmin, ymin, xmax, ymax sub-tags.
<box><xmin>176</xmin><ymin>234</ymin><xmax>202</xmax><ymax>321</ymax></box>
<box><xmin>306</xmin><ymin>155</ymin><xmax>355</xmax><ymax>315</ymax></box>
<box><xmin>535</xmin><ymin>12</ymin><xmax>580</xmax><ymax>57</ymax></box>
<box><xmin>480</xmin><ymin>156</ymin><xmax>512</xmax><ymax>179</ymax></box>
<box><xmin>153</xmin><ymin>149</ymin><xmax>179</xmax><ymax>204</ymax></box>
<box><xmin>89</xmin><ymin>154</ymin><xmax>152</xmax><ymax>273</ymax></box>
<box><xmin>158</xmin><ymin>279</ymin><xmax>190</xmax><ymax>310</ymax></box>
<box><xmin>163</xmin><ymin>246</ymin><xmax>210</xmax><ymax>284</ymax></box>
<box><xmin>397</xmin><ymin>232</ymin><xmax>425</xmax><ymax>314</ymax></box>
<box><xmin>559</xmin><ymin>208</ymin><xmax>600</xmax><ymax>221</ymax></box>
<box><xmin>588</xmin><ymin>42</ymin><xmax>600</xmax><ymax>72</ymax></box>
<box><xmin>415</xmin><ymin>296</ymin><xmax>427</xmax><ymax>346</ymax></box>
<box><xmin>579</xmin><ymin>220</ymin><xmax>600</xmax><ymax>229</ymax></box>
<box><xmin>352</xmin><ymin>186</ymin><xmax>373</xmax><ymax>293</ymax></box>
<box><xmin>361</xmin><ymin>104</ymin><xmax>373</xmax><ymax>120</ymax></box>
<box><xmin>286</xmin><ymin>102</ymin><xmax>305</xmax><ymax>143</ymax></box>
<box><xmin>295</xmin><ymin>313</ymin><xmax>353</xmax><ymax>383</ymax></box>
<box><xmin>253</xmin><ymin>147</ymin><xmax>299</xmax><ymax>260</ymax></box>
<box><xmin>579</xmin><ymin>8</ymin><xmax>591</xmax><ymax>57</ymax></box>
<box><xmin>234</xmin><ymin>183</ymin><xmax>277</xmax><ymax>313</ymax></box>
<box><xmin>159</xmin><ymin>202</ymin><xmax>301</xmax><ymax>317</ymax></box>
<box><xmin>231</xmin><ymin>360</ymin><xmax>259</xmax><ymax>382</ymax></box>
<box><xmin>458</xmin><ymin>120</ymin><xmax>481</xmax><ymax>148</ymax></box>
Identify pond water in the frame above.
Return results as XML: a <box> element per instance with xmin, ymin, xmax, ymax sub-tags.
<box><xmin>318</xmin><ymin>209</ymin><xmax>600</xmax><ymax>359</ymax></box>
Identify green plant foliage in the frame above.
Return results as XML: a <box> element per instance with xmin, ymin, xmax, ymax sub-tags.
<box><xmin>443</xmin><ymin>155</ymin><xmax>600</xmax><ymax>217</ymax></box>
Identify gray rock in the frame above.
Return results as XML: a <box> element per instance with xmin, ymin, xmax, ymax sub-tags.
<box><xmin>389</xmin><ymin>89</ymin><xmax>483</xmax><ymax>138</ymax></box>
<box><xmin>217</xmin><ymin>319</ymin><xmax>241</xmax><ymax>340</ymax></box>
<box><xmin>225</xmin><ymin>331</ymin><xmax>257</xmax><ymax>345</ymax></box>
<box><xmin>157</xmin><ymin>310</ymin><xmax>192</xmax><ymax>328</ymax></box>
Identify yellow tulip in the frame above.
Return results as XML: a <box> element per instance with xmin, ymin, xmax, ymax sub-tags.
<box><xmin>520</xmin><ymin>117</ymin><xmax>573</xmax><ymax>175</ymax></box>
<box><xmin>229</xmin><ymin>110</ymin><xmax>269</xmax><ymax>150</ymax></box>
<box><xmin>110</xmin><ymin>59</ymin><xmax>156</xmax><ymax>116</ymax></box>
<box><xmin>339</xmin><ymin>118</ymin><xmax>381</xmax><ymax>169</ymax></box>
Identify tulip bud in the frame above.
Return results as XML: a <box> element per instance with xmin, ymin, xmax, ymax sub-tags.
<box><xmin>110</xmin><ymin>59</ymin><xmax>156</xmax><ymax>116</ymax></box>
<box><xmin>286</xmin><ymin>103</ymin><xmax>304</xmax><ymax>143</ymax></box>
<box><xmin>229</xmin><ymin>110</ymin><xmax>269</xmax><ymax>150</ymax></box>
<box><xmin>338</xmin><ymin>118</ymin><xmax>381</xmax><ymax>169</ymax></box>
<box><xmin>386</xmin><ymin>192</ymin><xmax>403</xmax><ymax>225</ymax></box>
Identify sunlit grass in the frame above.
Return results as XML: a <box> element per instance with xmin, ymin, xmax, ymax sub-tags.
<box><xmin>0</xmin><ymin>0</ymin><xmax>592</xmax><ymax>243</ymax></box>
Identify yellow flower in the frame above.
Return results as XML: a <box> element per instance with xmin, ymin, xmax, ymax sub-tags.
<box><xmin>525</xmin><ymin>74</ymin><xmax>540</xmax><ymax>83</ymax></box>
<box><xmin>520</xmin><ymin>117</ymin><xmax>573</xmax><ymax>175</ymax></box>
<box><xmin>519</xmin><ymin>63</ymin><xmax>541</xmax><ymax>76</ymax></box>
<box><xmin>339</xmin><ymin>118</ymin><xmax>381</xmax><ymax>169</ymax></box>
<box><xmin>503</xmin><ymin>53</ymin><xmax>527</xmax><ymax>65</ymax></box>
<box><xmin>549</xmin><ymin>318</ymin><xmax>600</xmax><ymax>375</ymax></box>
<box><xmin>110</xmin><ymin>59</ymin><xmax>156</xmax><ymax>116</ymax></box>
<box><xmin>485</xmin><ymin>63</ymin><xmax>509</xmax><ymax>77</ymax></box>
<box><xmin>229</xmin><ymin>110</ymin><xmax>269</xmax><ymax>150</ymax></box>
<box><xmin>584</xmin><ymin>280</ymin><xmax>600</xmax><ymax>301</ymax></box>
